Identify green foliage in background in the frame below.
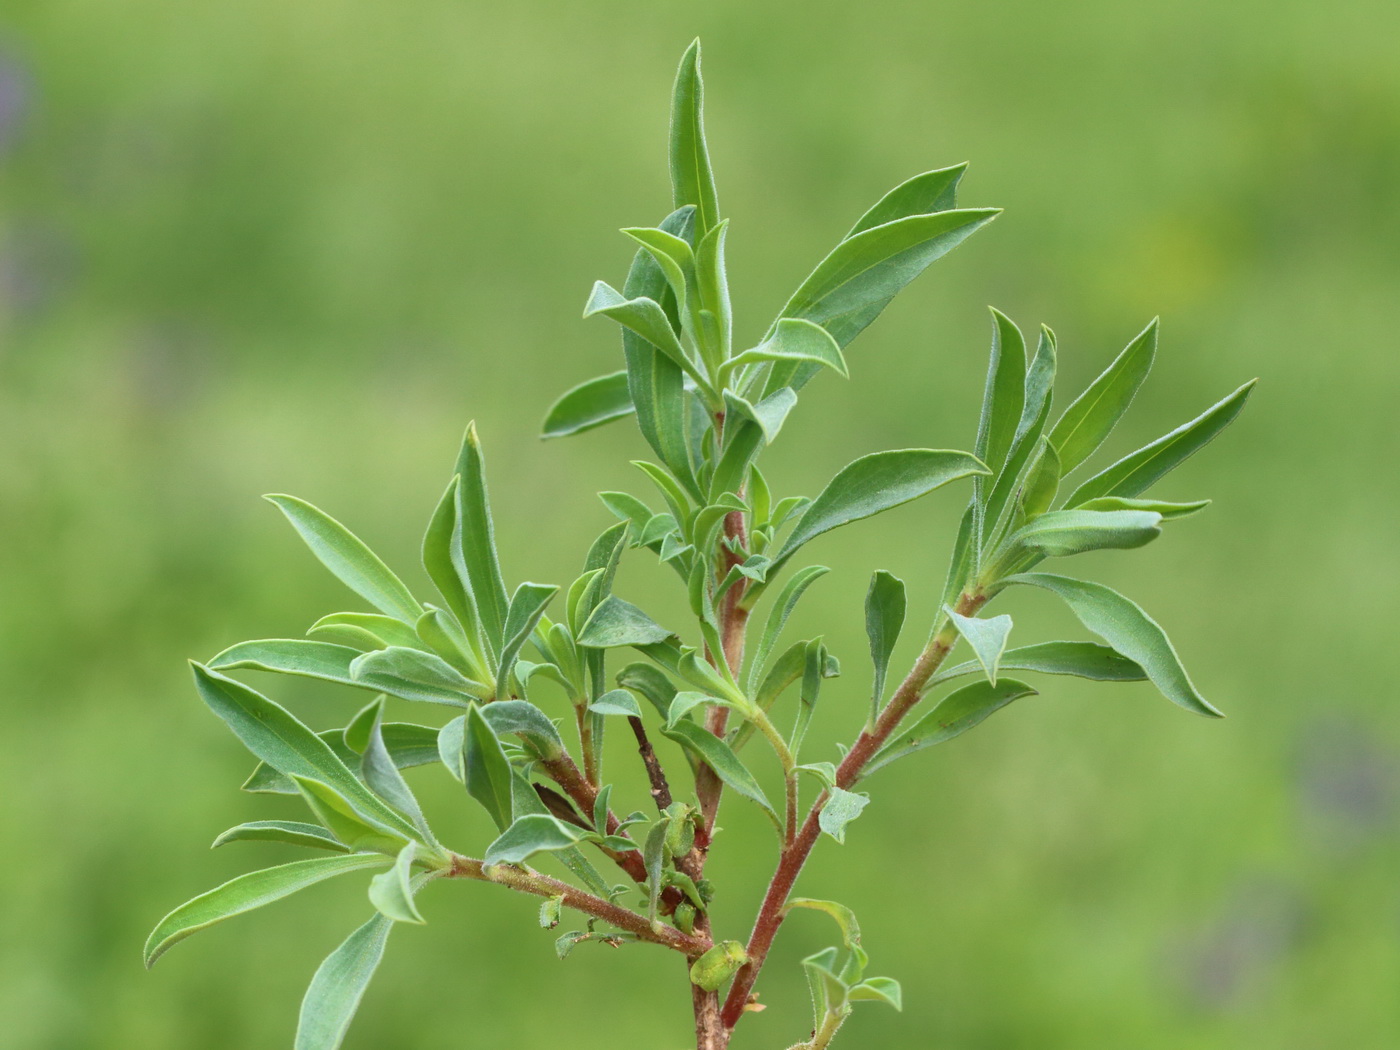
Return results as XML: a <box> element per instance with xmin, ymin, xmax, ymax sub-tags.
<box><xmin>2</xmin><ymin>2</ymin><xmax>1398</xmax><ymax>1048</ymax></box>
<box><xmin>144</xmin><ymin>41</ymin><xmax>1253</xmax><ymax>1050</ymax></box>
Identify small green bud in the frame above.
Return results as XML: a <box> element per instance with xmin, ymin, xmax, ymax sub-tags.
<box><xmin>539</xmin><ymin>895</ymin><xmax>563</xmax><ymax>929</ymax></box>
<box><xmin>673</xmin><ymin>902</ymin><xmax>697</xmax><ymax>935</ymax></box>
<box><xmin>689</xmin><ymin>940</ymin><xmax>749</xmax><ymax>992</ymax></box>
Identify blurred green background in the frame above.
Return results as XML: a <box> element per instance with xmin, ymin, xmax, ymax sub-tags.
<box><xmin>2</xmin><ymin>0</ymin><xmax>1397</xmax><ymax>1047</ymax></box>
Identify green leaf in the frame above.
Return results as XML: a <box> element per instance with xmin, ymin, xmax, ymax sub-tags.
<box><xmin>144</xmin><ymin>854</ymin><xmax>389</xmax><ymax>966</ymax></box>
<box><xmin>1011</xmin><ymin>509</ymin><xmax>1162</xmax><ymax>558</ymax></box>
<box><xmin>941</xmin><ymin>502</ymin><xmax>977</xmax><ymax>608</ymax></box>
<box><xmin>864</xmin><ymin>570</ymin><xmax>906</xmax><ymax>713</ymax></box>
<box><xmin>974</xmin><ymin>308</ymin><xmax>1027</xmax><ymax>476</ymax></box>
<box><xmin>982</xmin><ymin>328</ymin><xmax>1057</xmax><ymax>534</ymax></box>
<box><xmin>845</xmin><ymin>164</ymin><xmax>966</xmax><ymax>237</ymax></box>
<box><xmin>1064</xmin><ymin>380</ymin><xmax>1256</xmax><ymax>507</ymax></box>
<box><xmin>292</xmin><ymin>776</ymin><xmax>408</xmax><ymax>855</ymax></box>
<box><xmin>616</xmin><ymin>663</ymin><xmax>678</xmax><ymax>719</ymax></box>
<box><xmin>479</xmin><ymin>700</ymin><xmax>565</xmax><ymax>759</ymax></box>
<box><xmin>589</xmin><ymin>689</ymin><xmax>644</xmax><ymax>718</ymax></box>
<box><xmin>1005</xmin><ymin>573</ymin><xmax>1221</xmax><ymax>717</ymax></box>
<box><xmin>483</xmin><ymin>814</ymin><xmax>590</xmax><ymax>866</ymax></box>
<box><xmin>1049</xmin><ymin>318</ymin><xmax>1157</xmax><ymax>474</ymax></box>
<box><xmin>361</xmin><ymin>712</ymin><xmax>430</xmax><ymax>840</ymax></box>
<box><xmin>621</xmin><ymin>226</ymin><xmax>694</xmax><ymax>306</ymax></box>
<box><xmin>643</xmin><ymin>817</ymin><xmax>669</xmax><ymax>921</ymax></box>
<box><xmin>244</xmin><ymin>724</ymin><xmax>441</xmax><ymax>796</ymax></box>
<box><xmin>367</xmin><ymin>842</ymin><xmax>425</xmax><ymax>924</ymax></box>
<box><xmin>662</xmin><ymin>719</ymin><xmax>774</xmax><ymax>815</ymax></box>
<box><xmin>720</xmin><ymin>387</ymin><xmax>798</xmax><ymax>447</ymax></box>
<box><xmin>776</xmin><ymin>450</ymin><xmax>987</xmax><ymax>563</ymax></box>
<box><xmin>818</xmin><ymin>788</ymin><xmax>869</xmax><ymax>845</ymax></box>
<box><xmin>945</xmin><ymin>608</ymin><xmax>1013</xmax><ymax>685</ymax></box>
<box><xmin>208</xmin><ymin>639</ymin><xmax>362</xmax><ymax>687</ymax></box>
<box><xmin>454</xmin><ymin>422</ymin><xmax>511</xmax><ymax>648</ymax></box>
<box><xmin>769</xmin><ymin>207</ymin><xmax>1001</xmax><ymax>390</ymax></box>
<box><xmin>191</xmin><ymin>664</ymin><xmax>418</xmax><ymax>839</ymax></box>
<box><xmin>583</xmin><ymin>284</ymin><xmax>693</xmax><ymax>372</ymax></box>
<box><xmin>867</xmin><ymin>678</ymin><xmax>1037</xmax><ymax>774</ymax></box>
<box><xmin>349</xmin><ymin>646</ymin><xmax>487</xmax><ymax>705</ymax></box>
<box><xmin>265</xmin><ymin>495</ymin><xmax>421</xmax><ymax>624</ymax></box>
<box><xmin>420</xmin><ymin>478</ymin><xmax>479</xmax><ymax>635</ymax></box>
<box><xmin>1018</xmin><ymin>438</ymin><xmax>1060</xmax><ymax>521</ymax></box>
<box><xmin>1076</xmin><ymin>496</ymin><xmax>1210</xmax><ymax>520</ymax></box>
<box><xmin>211</xmin><ymin>821</ymin><xmax>350</xmax><ymax>853</ymax></box>
<box><xmin>541</xmin><ymin>371</ymin><xmax>635</xmax><ymax>439</ymax></box>
<box><xmin>670</xmin><ymin>39</ymin><xmax>721</xmax><ymax>236</ymax></box>
<box><xmin>787</xmin><ymin>898</ymin><xmax>863</xmax><ymax>953</ymax></box>
<box><xmin>849</xmin><ymin>976</ymin><xmax>903</xmax><ymax>1010</ymax></box>
<box><xmin>497</xmin><ymin>582</ymin><xmax>558</xmax><ymax>693</ymax></box>
<box><xmin>309</xmin><ymin>613</ymin><xmax>423</xmax><ymax>652</ymax></box>
<box><xmin>577</xmin><ymin>595</ymin><xmax>674</xmax><ymax>648</ymax></box>
<box><xmin>463</xmin><ymin>704</ymin><xmax>516</xmax><ymax>830</ymax></box>
<box><xmin>935</xmin><ymin>640</ymin><xmax>1145</xmax><ymax>685</ymax></box>
<box><xmin>294</xmin><ymin>912</ymin><xmax>394</xmax><ymax>1050</ymax></box>
<box><xmin>725</xmin><ymin>319</ymin><xmax>848</xmax><ymax>380</ymax></box>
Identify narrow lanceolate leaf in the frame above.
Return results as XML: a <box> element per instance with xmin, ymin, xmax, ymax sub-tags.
<box><xmin>662</xmin><ymin>719</ymin><xmax>774</xmax><ymax>815</ymax></box>
<box><xmin>1064</xmin><ymin>380</ymin><xmax>1257</xmax><ymax>507</ymax></box>
<box><xmin>720</xmin><ymin>387</ymin><xmax>798</xmax><ymax>447</ymax></box>
<box><xmin>670</xmin><ymin>39</ymin><xmax>720</xmax><ymax>235</ymax></box>
<box><xmin>974</xmin><ymin>308</ymin><xmax>1026</xmax><ymax>475</ymax></box>
<box><xmin>421</xmin><ymin>479</ymin><xmax>478</xmax><ymax>633</ymax></box>
<box><xmin>867</xmin><ymin>679</ymin><xmax>1037</xmax><ymax>774</ymax></box>
<box><xmin>454</xmin><ymin>422</ymin><xmax>511</xmax><ymax>647</ymax></box>
<box><xmin>483</xmin><ymin>814</ymin><xmax>590</xmax><ymax>866</ymax></box>
<box><xmin>349</xmin><ymin>647</ymin><xmax>487</xmax><ymax>705</ymax></box>
<box><xmin>310</xmin><ymin>612</ymin><xmax>423</xmax><ymax>651</ymax></box>
<box><xmin>245</xmin><ymin>724</ymin><xmax>441</xmax><ymax>796</ymax></box>
<box><xmin>787</xmin><ymin>898</ymin><xmax>863</xmax><ymax>953</ymax></box>
<box><xmin>1012</xmin><ymin>509</ymin><xmax>1162</xmax><ymax>558</ymax></box>
<box><xmin>265</xmin><ymin>496</ymin><xmax>421</xmax><ymax>624</ymax></box>
<box><xmin>622</xmin><ymin>206</ymin><xmax>700</xmax><ymax>496</ymax></box>
<box><xmin>1049</xmin><ymin>318</ymin><xmax>1157</xmax><ymax>474</ymax></box>
<box><xmin>144</xmin><ymin>854</ymin><xmax>389</xmax><ymax>966</ymax></box>
<box><xmin>191</xmin><ymin>664</ymin><xmax>418</xmax><ymax>840</ymax></box>
<box><xmin>776</xmin><ymin>450</ymin><xmax>987</xmax><ymax>563</ymax></box>
<box><xmin>945</xmin><ymin>608</ymin><xmax>1013</xmax><ymax>685</ymax></box>
<box><xmin>864</xmin><ymin>571</ymin><xmax>906</xmax><ymax>712</ymax></box>
<box><xmin>294</xmin><ymin>913</ymin><xmax>394</xmax><ymax>1050</ymax></box>
<box><xmin>368</xmin><ymin>843</ymin><xmax>425</xmax><ymax>924</ymax></box>
<box><xmin>818</xmin><ymin>788</ymin><xmax>870</xmax><ymax>844</ymax></box>
<box><xmin>1076</xmin><ymin>496</ymin><xmax>1211</xmax><ymax>521</ymax></box>
<box><xmin>463</xmin><ymin>704</ymin><xmax>515</xmax><ymax>830</ymax></box>
<box><xmin>541</xmin><ymin>371</ymin><xmax>635</xmax><ymax>439</ymax></box>
<box><xmin>293</xmin><ymin>776</ymin><xmax>408</xmax><ymax>855</ymax></box>
<box><xmin>983</xmin><ymin>329</ymin><xmax>1058</xmax><ymax>533</ymax></box>
<box><xmin>208</xmin><ymin>640</ymin><xmax>360</xmax><ymax>687</ymax></box>
<box><xmin>1018</xmin><ymin>438</ymin><xmax>1060</xmax><ymax>521</ymax></box>
<box><xmin>745</xmin><ymin>565</ymin><xmax>829</xmax><ymax>690</ymax></box>
<box><xmin>211</xmin><ymin>821</ymin><xmax>349</xmax><ymax>853</ymax></box>
<box><xmin>361</xmin><ymin>716</ymin><xmax>429</xmax><ymax>840</ymax></box>
<box><xmin>577</xmin><ymin>595</ymin><xmax>674</xmax><ymax>648</ymax></box>
<box><xmin>583</xmin><ymin>284</ymin><xmax>692</xmax><ymax>371</ymax></box>
<box><xmin>766</xmin><ymin>207</ymin><xmax>1001</xmax><ymax>392</ymax></box>
<box><xmin>845</xmin><ymin>164</ymin><xmax>966</xmax><ymax>237</ymax></box>
<box><xmin>725</xmin><ymin>318</ymin><xmax>848</xmax><ymax>379</ymax></box>
<box><xmin>497</xmin><ymin>582</ymin><xmax>558</xmax><ymax>692</ymax></box>
<box><xmin>1006</xmin><ymin>573</ymin><xmax>1221</xmax><ymax>716</ymax></box>
<box><xmin>934</xmin><ymin>640</ymin><xmax>1145</xmax><ymax>685</ymax></box>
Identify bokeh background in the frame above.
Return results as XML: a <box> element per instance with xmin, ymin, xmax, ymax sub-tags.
<box><xmin>2</xmin><ymin>1</ymin><xmax>1397</xmax><ymax>1047</ymax></box>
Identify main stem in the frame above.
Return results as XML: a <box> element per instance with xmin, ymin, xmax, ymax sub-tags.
<box><xmin>719</xmin><ymin>591</ymin><xmax>986</xmax><ymax>1031</ymax></box>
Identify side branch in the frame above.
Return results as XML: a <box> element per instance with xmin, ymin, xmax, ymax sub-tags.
<box><xmin>446</xmin><ymin>853</ymin><xmax>711</xmax><ymax>956</ymax></box>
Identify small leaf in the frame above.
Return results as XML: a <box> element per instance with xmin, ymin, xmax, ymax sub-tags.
<box><xmin>265</xmin><ymin>495</ymin><xmax>421</xmax><ymax>624</ymax></box>
<box><xmin>1064</xmin><ymin>380</ymin><xmax>1256</xmax><ymax>507</ymax></box>
<box><xmin>1076</xmin><ymin>496</ymin><xmax>1211</xmax><ymax>520</ymax></box>
<box><xmin>1017</xmin><ymin>438</ymin><xmax>1060</xmax><ymax>521</ymax></box>
<box><xmin>944</xmin><ymin>608</ymin><xmax>1013</xmax><ymax>685</ymax></box>
<box><xmin>721</xmin><ymin>387</ymin><xmax>798</xmax><ymax>446</ymax></box>
<box><xmin>1005</xmin><ymin>573</ymin><xmax>1221</xmax><ymax>716</ymax></box>
<box><xmin>935</xmin><ymin>640</ymin><xmax>1145</xmax><ymax>685</ymax></box>
<box><xmin>1012</xmin><ymin>509</ymin><xmax>1162</xmax><ymax>558</ymax></box>
<box><xmin>616</xmin><ymin>663</ymin><xmax>679</xmax><ymax>719</ymax></box>
<box><xmin>463</xmin><ymin>704</ymin><xmax>516</xmax><ymax>830</ymax></box>
<box><xmin>848</xmin><ymin>976</ymin><xmax>902</xmax><ymax>1010</ymax></box>
<box><xmin>454</xmin><ymin>422</ymin><xmax>510</xmax><ymax>648</ymax></box>
<box><xmin>670</xmin><ymin>39</ymin><xmax>721</xmax><ymax>236</ymax></box>
<box><xmin>497</xmin><ymin>582</ymin><xmax>559</xmax><ymax>692</ymax></box>
<box><xmin>144</xmin><ymin>854</ymin><xmax>389</xmax><ymax>966</ymax></box>
<box><xmin>787</xmin><ymin>898</ymin><xmax>863</xmax><ymax>952</ymax></box>
<box><xmin>974</xmin><ymin>308</ymin><xmax>1027</xmax><ymax>476</ymax></box>
<box><xmin>211</xmin><ymin>821</ymin><xmax>349</xmax><ymax>853</ymax></box>
<box><xmin>421</xmin><ymin>477</ymin><xmax>479</xmax><ymax>635</ymax></box>
<box><xmin>777</xmin><ymin>450</ymin><xmax>987</xmax><ymax>563</ymax></box>
<box><xmin>864</xmin><ymin>571</ymin><xmax>906</xmax><ymax>713</ymax></box>
<box><xmin>541</xmin><ymin>371</ymin><xmax>635</xmax><ymax>439</ymax></box>
<box><xmin>209</xmin><ymin>639</ymin><xmax>362</xmax><ymax>687</ymax></box>
<box><xmin>483</xmin><ymin>814</ymin><xmax>590</xmax><ymax>866</ymax></box>
<box><xmin>292</xmin><ymin>776</ymin><xmax>408</xmax><ymax>855</ymax></box>
<box><xmin>191</xmin><ymin>664</ymin><xmax>417</xmax><ymax>840</ymax></box>
<box><xmin>662</xmin><ymin>720</ymin><xmax>774</xmax><ymax>815</ymax></box>
<box><xmin>845</xmin><ymin>164</ymin><xmax>965</xmax><ymax>236</ymax></box>
<box><xmin>479</xmin><ymin>700</ymin><xmax>565</xmax><ymax>759</ymax></box>
<box><xmin>583</xmin><ymin>283</ymin><xmax>693</xmax><ymax>371</ymax></box>
<box><xmin>725</xmin><ymin>318</ymin><xmax>848</xmax><ymax>379</ymax></box>
<box><xmin>818</xmin><ymin>788</ymin><xmax>870</xmax><ymax>845</ymax></box>
<box><xmin>368</xmin><ymin>842</ymin><xmax>425</xmax><ymax>924</ymax></box>
<box><xmin>589</xmin><ymin>689</ymin><xmax>644</xmax><ymax>718</ymax></box>
<box><xmin>309</xmin><ymin>613</ymin><xmax>422</xmax><ymax>651</ymax></box>
<box><xmin>867</xmin><ymin>678</ymin><xmax>1037</xmax><ymax>774</ymax></box>
<box><xmin>1049</xmin><ymin>318</ymin><xmax>1157</xmax><ymax>474</ymax></box>
<box><xmin>361</xmin><ymin>712</ymin><xmax>430</xmax><ymax>840</ymax></box>
<box><xmin>349</xmin><ymin>647</ymin><xmax>487</xmax><ymax>706</ymax></box>
<box><xmin>244</xmin><ymin>724</ymin><xmax>439</xmax><ymax>796</ymax></box>
<box><xmin>294</xmin><ymin>912</ymin><xmax>394</xmax><ymax>1050</ymax></box>
<box><xmin>577</xmin><ymin>595</ymin><xmax>675</xmax><ymax>648</ymax></box>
